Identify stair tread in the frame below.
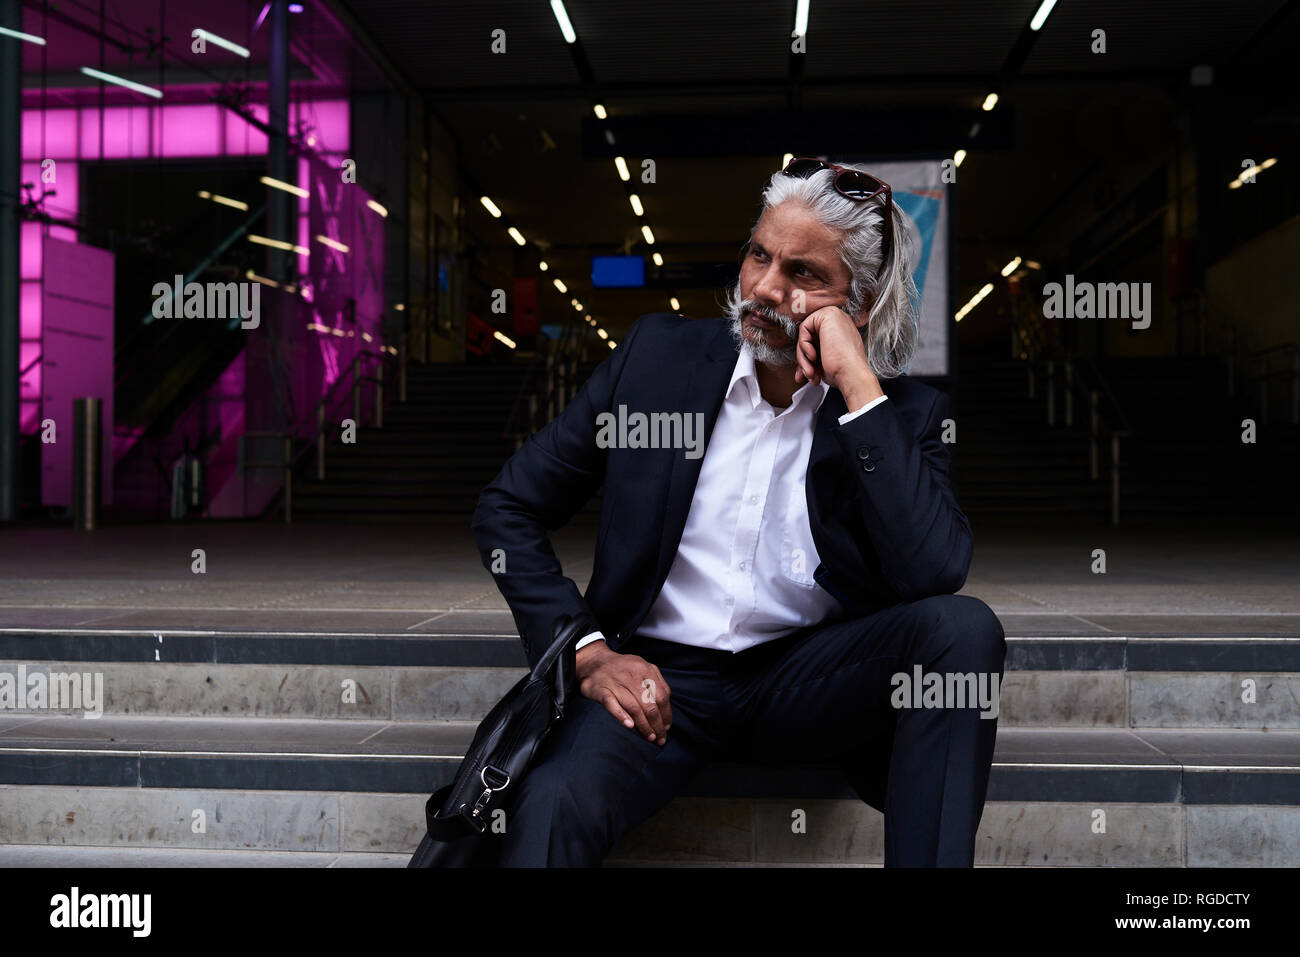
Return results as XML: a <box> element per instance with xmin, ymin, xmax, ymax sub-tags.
<box><xmin>1</xmin><ymin>715</ymin><xmax>1295</xmax><ymax>768</ymax></box>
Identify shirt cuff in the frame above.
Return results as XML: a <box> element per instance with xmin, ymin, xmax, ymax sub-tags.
<box><xmin>575</xmin><ymin>631</ymin><xmax>607</xmax><ymax>651</ymax></box>
<box><xmin>837</xmin><ymin>393</ymin><xmax>888</xmax><ymax>425</ymax></box>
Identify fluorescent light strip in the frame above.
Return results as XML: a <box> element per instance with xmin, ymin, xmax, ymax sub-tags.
<box><xmin>614</xmin><ymin>157</ymin><xmax>630</xmax><ymax>181</ymax></box>
<box><xmin>494</xmin><ymin>330</ymin><xmax>517</xmax><ymax>349</ymax></box>
<box><xmin>244</xmin><ymin>269</ymin><xmax>280</xmax><ymax>289</ymax></box>
<box><xmin>629</xmin><ymin>194</ymin><xmax>643</xmax><ymax>216</ymax></box>
<box><xmin>192</xmin><ymin>28</ymin><xmax>250</xmax><ymax>58</ymax></box>
<box><xmin>641</xmin><ymin>224</ymin><xmax>655</xmax><ymax>244</ymax></box>
<box><xmin>507</xmin><ymin>226</ymin><xmax>526</xmax><ymax>246</ymax></box>
<box><xmin>480</xmin><ymin>195</ymin><xmax>502</xmax><ymax>218</ymax></box>
<box><xmin>1228</xmin><ymin>157</ymin><xmax>1278</xmax><ymax>189</ymax></box>
<box><xmin>955</xmin><ymin>282</ymin><xmax>994</xmax><ymax>321</ymax></box>
<box><xmin>260</xmin><ymin>175</ymin><xmax>308</xmax><ymax>198</ymax></box>
<box><xmin>1000</xmin><ymin>256</ymin><xmax>1022</xmax><ymax>277</ymax></box>
<box><xmin>197</xmin><ymin>190</ymin><xmax>249</xmax><ymax>212</ymax></box>
<box><xmin>1029</xmin><ymin>0</ymin><xmax>1059</xmax><ymax>31</ymax></box>
<box><xmin>366</xmin><ymin>199</ymin><xmax>388</xmax><ymax>218</ymax></box>
<box><xmin>553</xmin><ymin>278</ymin><xmax>567</xmax><ymax>293</ymax></box>
<box><xmin>79</xmin><ymin>66</ymin><xmax>162</xmax><ymax>100</ymax></box>
<box><xmin>794</xmin><ymin>0</ymin><xmax>810</xmax><ymax>37</ymax></box>
<box><xmin>248</xmin><ymin>234</ymin><xmax>309</xmax><ymax>255</ymax></box>
<box><xmin>315</xmin><ymin>234</ymin><xmax>349</xmax><ymax>254</ymax></box>
<box><xmin>0</xmin><ymin>25</ymin><xmax>46</xmax><ymax>45</ymax></box>
<box><xmin>550</xmin><ymin>0</ymin><xmax>577</xmax><ymax>43</ymax></box>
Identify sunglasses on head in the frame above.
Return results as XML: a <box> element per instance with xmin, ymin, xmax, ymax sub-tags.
<box><xmin>780</xmin><ymin>156</ymin><xmax>894</xmax><ymax>267</ymax></box>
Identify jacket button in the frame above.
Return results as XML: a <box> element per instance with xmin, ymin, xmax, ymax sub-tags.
<box><xmin>856</xmin><ymin>445</ymin><xmax>871</xmax><ymax>459</ymax></box>
<box><xmin>862</xmin><ymin>461</ymin><xmax>876</xmax><ymax>472</ymax></box>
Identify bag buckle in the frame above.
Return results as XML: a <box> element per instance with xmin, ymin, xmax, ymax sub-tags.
<box><xmin>458</xmin><ymin>765</ymin><xmax>511</xmax><ymax>834</ymax></box>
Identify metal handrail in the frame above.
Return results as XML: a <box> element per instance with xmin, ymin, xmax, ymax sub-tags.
<box><xmin>239</xmin><ymin>343</ymin><xmax>403</xmax><ymax>522</ymax></box>
<box><xmin>502</xmin><ymin>314</ymin><xmax>589</xmax><ymax>448</ymax></box>
<box><xmin>1244</xmin><ymin>344</ymin><xmax>1300</xmax><ymax>426</ymax></box>
<box><xmin>1248</xmin><ymin>341</ymin><xmax>1300</xmax><ymax>359</ymax></box>
<box><xmin>1009</xmin><ymin>277</ymin><xmax>1132</xmax><ymax>524</ymax></box>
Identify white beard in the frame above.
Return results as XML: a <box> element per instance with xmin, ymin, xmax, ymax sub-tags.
<box><xmin>727</xmin><ymin>315</ymin><xmax>797</xmax><ymax>366</ymax></box>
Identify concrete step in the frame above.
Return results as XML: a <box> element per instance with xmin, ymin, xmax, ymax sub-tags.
<box><xmin>0</xmin><ymin>844</ymin><xmax>410</xmax><ymax>867</ymax></box>
<box><xmin>3</xmin><ymin>630</ymin><xmax>1297</xmax><ymax>728</ymax></box>
<box><xmin>0</xmin><ymin>719</ymin><xmax>1295</xmax><ymax>865</ymax></box>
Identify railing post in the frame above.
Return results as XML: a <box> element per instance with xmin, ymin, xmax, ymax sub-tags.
<box><xmin>352</xmin><ymin>354</ymin><xmax>362</xmax><ymax>425</ymax></box>
<box><xmin>72</xmin><ymin>397</ymin><xmax>101</xmax><ymax>532</ymax></box>
<box><xmin>1046</xmin><ymin>360</ymin><xmax>1055</xmax><ymax>426</ymax></box>
<box><xmin>1064</xmin><ymin>358</ymin><xmax>1074</xmax><ymax>427</ymax></box>
<box><xmin>1227</xmin><ymin>324</ymin><xmax>1237</xmax><ymax>397</ymax></box>
<box><xmin>1291</xmin><ymin>351</ymin><xmax>1299</xmax><ymax>426</ymax></box>
<box><xmin>545</xmin><ymin>351</ymin><xmax>556</xmax><ymax>421</ymax></box>
<box><xmin>283</xmin><ymin>435</ymin><xmax>292</xmax><ymax>525</ymax></box>
<box><xmin>1089</xmin><ymin>390</ymin><xmax>1099</xmax><ymax>481</ymax></box>
<box><xmin>375</xmin><ymin>359</ymin><xmax>384</xmax><ymax>429</ymax></box>
<box><xmin>316</xmin><ymin>403</ymin><xmax>325</xmax><ymax>480</ymax></box>
<box><xmin>1110</xmin><ymin>433</ymin><xmax>1120</xmax><ymax>527</ymax></box>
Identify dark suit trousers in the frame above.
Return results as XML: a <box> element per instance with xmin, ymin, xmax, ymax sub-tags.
<box><xmin>497</xmin><ymin>593</ymin><xmax>1006</xmax><ymax>867</ymax></box>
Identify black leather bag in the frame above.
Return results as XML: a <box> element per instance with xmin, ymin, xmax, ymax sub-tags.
<box><xmin>407</xmin><ymin>612</ymin><xmax>593</xmax><ymax>867</ymax></box>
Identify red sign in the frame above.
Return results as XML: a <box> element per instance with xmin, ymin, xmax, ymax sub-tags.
<box><xmin>467</xmin><ymin>312</ymin><xmax>495</xmax><ymax>356</ymax></box>
<box><xmin>513</xmin><ymin>277</ymin><xmax>539</xmax><ymax>336</ymax></box>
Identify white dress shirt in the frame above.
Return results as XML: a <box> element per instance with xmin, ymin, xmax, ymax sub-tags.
<box><xmin>577</xmin><ymin>342</ymin><xmax>888</xmax><ymax>653</ymax></box>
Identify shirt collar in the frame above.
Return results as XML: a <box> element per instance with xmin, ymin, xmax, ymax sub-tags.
<box><xmin>727</xmin><ymin>341</ymin><xmax>829</xmax><ymax>414</ymax></box>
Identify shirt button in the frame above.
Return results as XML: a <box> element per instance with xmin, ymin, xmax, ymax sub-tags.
<box><xmin>738</xmin><ymin>561</ymin><xmax>746</xmax><ymax>571</ymax></box>
<box><xmin>749</xmin><ymin>495</ymin><xmax>758</xmax><ymax>505</ymax></box>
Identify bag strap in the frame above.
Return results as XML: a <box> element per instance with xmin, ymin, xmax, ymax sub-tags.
<box><xmin>425</xmin><ymin>783</ymin><xmax>488</xmax><ymax>841</ymax></box>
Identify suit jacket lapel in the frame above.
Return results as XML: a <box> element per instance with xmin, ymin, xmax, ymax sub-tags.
<box><xmin>653</xmin><ymin>321</ymin><xmax>739</xmax><ymax>586</ymax></box>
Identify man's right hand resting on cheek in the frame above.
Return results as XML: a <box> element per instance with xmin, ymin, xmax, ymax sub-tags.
<box><xmin>575</xmin><ymin>641</ymin><xmax>673</xmax><ymax>746</ymax></box>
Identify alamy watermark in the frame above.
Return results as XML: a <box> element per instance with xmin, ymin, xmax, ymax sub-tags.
<box><xmin>0</xmin><ymin>665</ymin><xmax>104</xmax><ymax>719</ymax></box>
<box><xmin>151</xmin><ymin>274</ymin><xmax>260</xmax><ymax>329</ymax></box>
<box><xmin>50</xmin><ymin>887</ymin><xmax>150</xmax><ymax>937</ymax></box>
<box><xmin>890</xmin><ymin>665</ymin><xmax>1000</xmax><ymax>719</ymax></box>
<box><xmin>595</xmin><ymin>405</ymin><xmax>706</xmax><ymax>460</ymax></box>
<box><xmin>1042</xmin><ymin>274</ymin><xmax>1151</xmax><ymax>330</ymax></box>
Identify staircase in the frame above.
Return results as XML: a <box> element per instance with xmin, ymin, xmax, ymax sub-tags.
<box><xmin>954</xmin><ymin>357</ymin><xmax>1107</xmax><ymax>518</ymax></box>
<box><xmin>289</xmin><ymin>362</ymin><xmax>530</xmax><ymax>522</ymax></box>
<box><xmin>953</xmin><ymin>354</ymin><xmax>1300</xmax><ymax>523</ymax></box>
<box><xmin>1</xmin><ymin>607</ymin><xmax>1296</xmax><ymax>866</ymax></box>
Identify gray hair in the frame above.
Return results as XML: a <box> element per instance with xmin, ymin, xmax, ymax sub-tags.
<box><xmin>738</xmin><ymin>163</ymin><xmax>922</xmax><ymax>378</ymax></box>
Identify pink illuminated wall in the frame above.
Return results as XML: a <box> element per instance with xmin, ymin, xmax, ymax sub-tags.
<box><xmin>17</xmin><ymin>98</ymin><xmax>350</xmax><ymax>436</ymax></box>
<box><xmin>41</xmin><ymin>238</ymin><xmax>115</xmax><ymax>506</ymax></box>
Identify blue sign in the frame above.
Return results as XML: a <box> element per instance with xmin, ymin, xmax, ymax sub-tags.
<box><xmin>592</xmin><ymin>255</ymin><xmax>646</xmax><ymax>288</ymax></box>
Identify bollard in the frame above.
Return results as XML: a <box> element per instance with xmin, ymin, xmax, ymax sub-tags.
<box><xmin>72</xmin><ymin>397</ymin><xmax>101</xmax><ymax>531</ymax></box>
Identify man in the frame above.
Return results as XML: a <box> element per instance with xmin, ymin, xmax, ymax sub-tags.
<box><xmin>472</xmin><ymin>158</ymin><xmax>1005</xmax><ymax>866</ymax></box>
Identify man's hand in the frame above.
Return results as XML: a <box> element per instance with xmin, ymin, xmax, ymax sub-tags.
<box><xmin>575</xmin><ymin>641</ymin><xmax>673</xmax><ymax>745</ymax></box>
<box><xmin>794</xmin><ymin>305</ymin><xmax>884</xmax><ymax>411</ymax></box>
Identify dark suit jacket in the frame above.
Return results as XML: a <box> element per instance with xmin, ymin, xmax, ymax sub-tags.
<box><xmin>473</xmin><ymin>312</ymin><xmax>973</xmax><ymax>673</ymax></box>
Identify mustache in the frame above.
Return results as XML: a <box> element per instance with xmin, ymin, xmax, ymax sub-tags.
<box><xmin>741</xmin><ymin>301</ymin><xmax>799</xmax><ymax>338</ymax></box>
